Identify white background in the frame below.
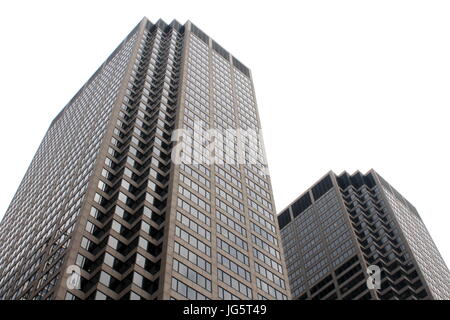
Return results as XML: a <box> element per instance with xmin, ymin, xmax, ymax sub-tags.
<box><xmin>0</xmin><ymin>0</ymin><xmax>449</xmax><ymax>267</ymax></box>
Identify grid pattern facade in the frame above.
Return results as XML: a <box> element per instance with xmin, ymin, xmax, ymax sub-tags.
<box><xmin>0</xmin><ymin>18</ymin><xmax>290</xmax><ymax>300</ymax></box>
<box><xmin>163</xmin><ymin>21</ymin><xmax>288</xmax><ymax>300</ymax></box>
<box><xmin>0</xmin><ymin>24</ymin><xmax>139</xmax><ymax>300</ymax></box>
<box><xmin>278</xmin><ymin>170</ymin><xmax>450</xmax><ymax>300</ymax></box>
<box><xmin>378</xmin><ymin>176</ymin><xmax>450</xmax><ymax>300</ymax></box>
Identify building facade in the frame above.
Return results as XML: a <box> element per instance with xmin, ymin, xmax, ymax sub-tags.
<box><xmin>0</xmin><ymin>18</ymin><xmax>290</xmax><ymax>300</ymax></box>
<box><xmin>278</xmin><ymin>170</ymin><xmax>450</xmax><ymax>300</ymax></box>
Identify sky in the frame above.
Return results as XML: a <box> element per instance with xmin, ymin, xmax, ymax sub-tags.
<box><xmin>0</xmin><ymin>0</ymin><xmax>449</xmax><ymax>267</ymax></box>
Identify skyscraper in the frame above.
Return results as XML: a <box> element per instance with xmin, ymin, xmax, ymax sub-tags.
<box><xmin>278</xmin><ymin>170</ymin><xmax>450</xmax><ymax>300</ymax></box>
<box><xmin>0</xmin><ymin>18</ymin><xmax>290</xmax><ymax>300</ymax></box>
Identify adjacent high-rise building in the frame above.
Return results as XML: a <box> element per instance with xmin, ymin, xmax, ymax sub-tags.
<box><xmin>0</xmin><ymin>18</ymin><xmax>290</xmax><ymax>300</ymax></box>
<box><xmin>278</xmin><ymin>170</ymin><xmax>450</xmax><ymax>300</ymax></box>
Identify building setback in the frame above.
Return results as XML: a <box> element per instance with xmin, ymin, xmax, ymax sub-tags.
<box><xmin>0</xmin><ymin>18</ymin><xmax>290</xmax><ymax>300</ymax></box>
<box><xmin>278</xmin><ymin>170</ymin><xmax>450</xmax><ymax>300</ymax></box>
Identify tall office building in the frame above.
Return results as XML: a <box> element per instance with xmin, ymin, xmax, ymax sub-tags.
<box><xmin>278</xmin><ymin>170</ymin><xmax>450</xmax><ymax>300</ymax></box>
<box><xmin>0</xmin><ymin>18</ymin><xmax>290</xmax><ymax>300</ymax></box>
